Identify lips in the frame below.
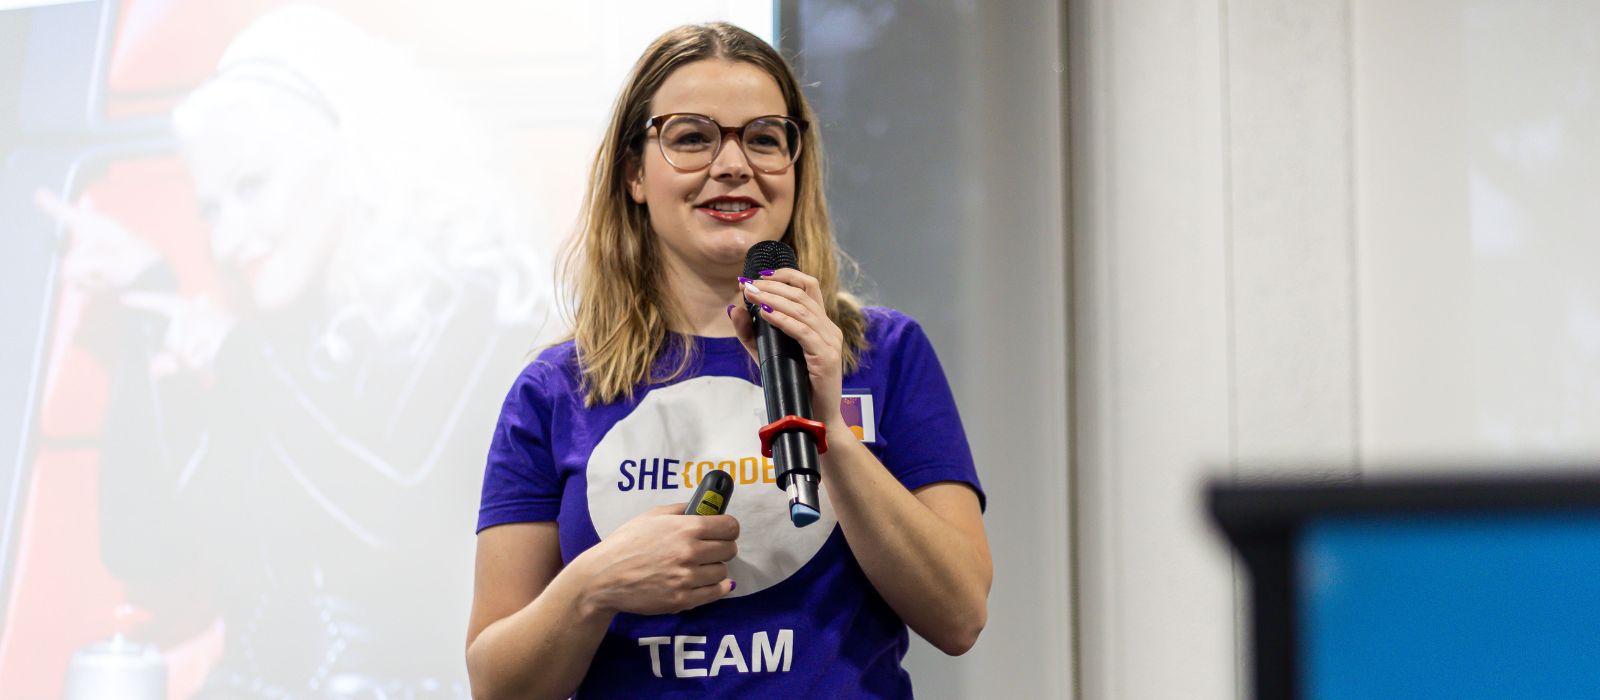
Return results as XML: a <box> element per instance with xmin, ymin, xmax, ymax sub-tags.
<box><xmin>696</xmin><ymin>196</ymin><xmax>761</xmax><ymax>223</ymax></box>
<box><xmin>234</xmin><ymin>254</ymin><xmax>269</xmax><ymax>285</ymax></box>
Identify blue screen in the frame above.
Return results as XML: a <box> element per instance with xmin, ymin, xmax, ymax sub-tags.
<box><xmin>1300</xmin><ymin>512</ymin><xmax>1600</xmax><ymax>700</ymax></box>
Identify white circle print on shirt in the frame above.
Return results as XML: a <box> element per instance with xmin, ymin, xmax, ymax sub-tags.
<box><xmin>586</xmin><ymin>375</ymin><xmax>836</xmax><ymax>597</ymax></box>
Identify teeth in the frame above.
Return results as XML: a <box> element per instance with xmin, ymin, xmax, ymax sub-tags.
<box><xmin>707</xmin><ymin>201</ymin><xmax>752</xmax><ymax>213</ymax></box>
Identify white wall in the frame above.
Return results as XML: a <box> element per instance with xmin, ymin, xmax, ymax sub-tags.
<box><xmin>1071</xmin><ymin>0</ymin><xmax>1600</xmax><ymax>697</ymax></box>
<box><xmin>1070</xmin><ymin>1</ymin><xmax>1244</xmax><ymax>696</ymax></box>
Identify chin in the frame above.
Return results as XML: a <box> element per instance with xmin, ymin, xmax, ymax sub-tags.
<box><xmin>250</xmin><ymin>265</ymin><xmax>316</xmax><ymax>313</ymax></box>
<box><xmin>699</xmin><ymin>230</ymin><xmax>768</xmax><ymax>264</ymax></box>
<box><xmin>251</xmin><ymin>285</ymin><xmax>295</xmax><ymax>313</ymax></box>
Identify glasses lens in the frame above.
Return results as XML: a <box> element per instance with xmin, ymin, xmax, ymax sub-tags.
<box><xmin>742</xmin><ymin>117</ymin><xmax>800</xmax><ymax>172</ymax></box>
<box><xmin>659</xmin><ymin>115</ymin><xmax>719</xmax><ymax>169</ymax></box>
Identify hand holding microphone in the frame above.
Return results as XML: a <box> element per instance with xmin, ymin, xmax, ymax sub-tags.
<box><xmin>729</xmin><ymin>241</ymin><xmax>848</xmax><ymax>527</ymax></box>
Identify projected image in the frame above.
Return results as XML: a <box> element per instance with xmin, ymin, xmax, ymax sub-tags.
<box><xmin>0</xmin><ymin>1</ymin><xmax>772</xmax><ymax>698</ymax></box>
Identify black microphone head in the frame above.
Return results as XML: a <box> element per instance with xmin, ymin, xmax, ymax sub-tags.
<box><xmin>744</xmin><ymin>240</ymin><xmax>799</xmax><ymax>279</ymax></box>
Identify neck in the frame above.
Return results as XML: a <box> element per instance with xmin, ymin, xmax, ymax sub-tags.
<box><xmin>663</xmin><ymin>255</ymin><xmax>744</xmax><ymax>337</ymax></box>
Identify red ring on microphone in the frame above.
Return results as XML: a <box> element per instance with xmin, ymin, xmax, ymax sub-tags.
<box><xmin>758</xmin><ymin>415</ymin><xmax>829</xmax><ymax>457</ymax></box>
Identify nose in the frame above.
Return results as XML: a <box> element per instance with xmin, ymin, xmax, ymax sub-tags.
<box><xmin>210</xmin><ymin>207</ymin><xmax>251</xmax><ymax>263</ymax></box>
<box><xmin>708</xmin><ymin>132</ymin><xmax>752</xmax><ymax>182</ymax></box>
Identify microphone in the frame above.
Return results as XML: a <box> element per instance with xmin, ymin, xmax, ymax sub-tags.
<box><xmin>743</xmin><ymin>241</ymin><xmax>828</xmax><ymax>527</ymax></box>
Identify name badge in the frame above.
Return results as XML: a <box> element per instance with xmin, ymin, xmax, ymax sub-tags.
<box><xmin>840</xmin><ymin>392</ymin><xmax>876</xmax><ymax>443</ymax></box>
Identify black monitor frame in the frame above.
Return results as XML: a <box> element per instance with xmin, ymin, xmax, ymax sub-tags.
<box><xmin>1209</xmin><ymin>472</ymin><xmax>1600</xmax><ymax>700</ymax></box>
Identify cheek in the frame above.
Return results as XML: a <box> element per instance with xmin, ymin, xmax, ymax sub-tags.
<box><xmin>767</xmin><ymin>176</ymin><xmax>798</xmax><ymax>227</ymax></box>
<box><xmin>641</xmin><ymin>171</ymin><xmax>703</xmax><ymax>238</ymax></box>
<box><xmin>643</xmin><ymin>164</ymin><xmax>696</xmax><ymax>206</ymax></box>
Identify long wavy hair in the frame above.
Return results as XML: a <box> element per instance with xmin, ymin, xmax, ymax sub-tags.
<box><xmin>174</xmin><ymin>5</ymin><xmax>552</xmax><ymax>369</ymax></box>
<box><xmin>561</xmin><ymin>22</ymin><xmax>867</xmax><ymax>406</ymax></box>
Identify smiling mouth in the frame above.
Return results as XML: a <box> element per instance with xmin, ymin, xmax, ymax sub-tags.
<box><xmin>697</xmin><ymin>197</ymin><xmax>761</xmax><ymax>223</ymax></box>
<box><xmin>233</xmin><ymin>255</ymin><xmax>269</xmax><ymax>284</ymax></box>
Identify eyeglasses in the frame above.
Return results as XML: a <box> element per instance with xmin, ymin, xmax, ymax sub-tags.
<box><xmin>642</xmin><ymin>113</ymin><xmax>809</xmax><ymax>173</ymax></box>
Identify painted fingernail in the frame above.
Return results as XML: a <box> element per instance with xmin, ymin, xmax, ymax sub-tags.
<box><xmin>758</xmin><ymin>269</ymin><xmax>775</xmax><ymax>277</ymax></box>
<box><xmin>737</xmin><ymin>276</ymin><xmax>753</xmax><ymax>285</ymax></box>
<box><xmin>730</xmin><ymin>581</ymin><xmax>737</xmax><ymax>591</ymax></box>
<box><xmin>726</xmin><ymin>304</ymin><xmax>735</xmax><ymax>319</ymax></box>
<box><xmin>743</xmin><ymin>282</ymin><xmax>761</xmax><ymax>297</ymax></box>
<box><xmin>760</xmin><ymin>304</ymin><xmax>773</xmax><ymax>314</ymax></box>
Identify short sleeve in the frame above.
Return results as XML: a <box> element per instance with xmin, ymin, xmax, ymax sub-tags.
<box><xmin>875</xmin><ymin>314</ymin><xmax>986</xmax><ymax>511</ymax></box>
<box><xmin>476</xmin><ymin>361</ymin><xmax>564</xmax><ymax>531</ymax></box>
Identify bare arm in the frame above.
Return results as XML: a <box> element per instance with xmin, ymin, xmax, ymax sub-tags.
<box><xmin>466</xmin><ymin>523</ymin><xmax>611</xmax><ymax>700</ymax></box>
<box><xmin>466</xmin><ymin>508</ymin><xmax>738</xmax><ymax>699</ymax></box>
<box><xmin>732</xmin><ymin>270</ymin><xmax>992</xmax><ymax>656</ymax></box>
<box><xmin>819</xmin><ymin>430</ymin><xmax>992</xmax><ymax>655</ymax></box>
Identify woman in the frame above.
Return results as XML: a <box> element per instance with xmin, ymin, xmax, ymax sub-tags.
<box><xmin>52</xmin><ymin>6</ymin><xmax>550</xmax><ymax>696</ymax></box>
<box><xmin>469</xmin><ymin>22</ymin><xmax>990</xmax><ymax>698</ymax></box>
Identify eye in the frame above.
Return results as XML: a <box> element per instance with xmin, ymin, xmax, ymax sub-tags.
<box><xmin>672</xmin><ymin>132</ymin><xmax>712</xmax><ymax>147</ymax></box>
<box><xmin>235</xmin><ymin>173</ymin><xmax>264</xmax><ymax>203</ymax></box>
<box><xmin>745</xmin><ymin>133</ymin><xmax>787</xmax><ymax>155</ymax></box>
<box><xmin>197</xmin><ymin>198</ymin><xmax>219</xmax><ymax>222</ymax></box>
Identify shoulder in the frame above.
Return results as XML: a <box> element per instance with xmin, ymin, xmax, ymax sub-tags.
<box><xmin>505</xmin><ymin>340</ymin><xmax>581</xmax><ymax>404</ymax></box>
<box><xmin>855</xmin><ymin>306</ymin><xmax>940</xmax><ymax>375</ymax></box>
<box><xmin>859</xmin><ymin>305</ymin><xmax>932</xmax><ymax>350</ymax></box>
<box><xmin>530</xmin><ymin>339</ymin><xmax>580</xmax><ymax>371</ymax></box>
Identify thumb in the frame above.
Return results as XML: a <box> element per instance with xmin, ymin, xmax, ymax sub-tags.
<box><xmin>726</xmin><ymin>303</ymin><xmax>757</xmax><ymax>361</ymax></box>
<box><xmin>34</xmin><ymin>188</ymin><xmax>77</xmax><ymax>227</ymax></box>
<box><xmin>118</xmin><ymin>291</ymin><xmax>187</xmax><ymax>318</ymax></box>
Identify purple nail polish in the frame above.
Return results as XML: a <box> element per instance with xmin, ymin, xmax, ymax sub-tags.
<box><xmin>726</xmin><ymin>304</ymin><xmax>735</xmax><ymax>319</ymax></box>
<box><xmin>737</xmin><ymin>276</ymin><xmax>753</xmax><ymax>285</ymax></box>
<box><xmin>758</xmin><ymin>269</ymin><xmax>775</xmax><ymax>277</ymax></box>
<box><xmin>730</xmin><ymin>581</ymin><xmax>737</xmax><ymax>591</ymax></box>
<box><xmin>760</xmin><ymin>304</ymin><xmax>773</xmax><ymax>314</ymax></box>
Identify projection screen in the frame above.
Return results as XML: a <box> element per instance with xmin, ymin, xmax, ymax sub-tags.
<box><xmin>0</xmin><ymin>2</ymin><xmax>774</xmax><ymax>697</ymax></box>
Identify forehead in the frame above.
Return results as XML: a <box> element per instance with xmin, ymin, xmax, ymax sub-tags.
<box><xmin>649</xmin><ymin>59</ymin><xmax>788</xmax><ymax>124</ymax></box>
<box><xmin>179</xmin><ymin>86</ymin><xmax>336</xmax><ymax>184</ymax></box>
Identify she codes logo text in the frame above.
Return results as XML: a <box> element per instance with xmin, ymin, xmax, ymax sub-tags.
<box><xmin>616</xmin><ymin>455</ymin><xmax>779</xmax><ymax>492</ymax></box>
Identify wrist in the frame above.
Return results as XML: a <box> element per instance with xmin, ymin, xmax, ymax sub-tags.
<box><xmin>823</xmin><ymin>420</ymin><xmax>861</xmax><ymax>449</ymax></box>
<box><xmin>564</xmin><ymin>549</ymin><xmax>618</xmax><ymax>622</ymax></box>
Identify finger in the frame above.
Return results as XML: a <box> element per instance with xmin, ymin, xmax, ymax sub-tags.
<box><xmin>118</xmin><ymin>291</ymin><xmax>188</xmax><ymax>317</ymax></box>
<box><xmin>180</xmin><ymin>332</ymin><xmax>221</xmax><ymax>368</ymax></box>
<box><xmin>681</xmin><ymin>578</ymin><xmax>736</xmax><ymax>610</ymax></box>
<box><xmin>747</xmin><ymin>278</ymin><xmax>821</xmax><ymax>314</ymax></box>
<box><xmin>727</xmin><ymin>303</ymin><xmax>757</xmax><ymax>358</ymax></box>
<box><xmin>33</xmin><ymin>188</ymin><xmax>77</xmax><ymax>225</ymax></box>
<box><xmin>745</xmin><ymin>282</ymin><xmax>838</xmax><ymax>347</ymax></box>
<box><xmin>754</xmin><ymin>266</ymin><xmax>820</xmax><ymax>295</ymax></box>
<box><xmin>746</xmin><ymin>284</ymin><xmax>820</xmax><ymax>327</ymax></box>
<box><xmin>648</xmin><ymin>503</ymin><xmax>687</xmax><ymax>517</ymax></box>
<box><xmin>687</xmin><ymin>561</ymin><xmax>729</xmax><ymax>588</ymax></box>
<box><xmin>690</xmin><ymin>513</ymin><xmax>740</xmax><ymax>541</ymax></box>
<box><xmin>751</xmin><ymin>302</ymin><xmax>825</xmax><ymax>346</ymax></box>
<box><xmin>689</xmin><ymin>538</ymin><xmax>738</xmax><ymax>564</ymax></box>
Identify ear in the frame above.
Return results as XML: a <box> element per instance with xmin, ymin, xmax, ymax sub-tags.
<box><xmin>624</xmin><ymin>154</ymin><xmax>646</xmax><ymax>204</ymax></box>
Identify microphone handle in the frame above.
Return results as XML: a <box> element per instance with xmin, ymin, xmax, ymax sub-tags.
<box><xmin>752</xmin><ymin>308</ymin><xmax>822</xmax><ymax>520</ymax></box>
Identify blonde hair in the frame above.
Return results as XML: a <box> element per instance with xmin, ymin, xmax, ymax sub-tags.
<box><xmin>561</xmin><ymin>22</ymin><xmax>866</xmax><ymax>406</ymax></box>
<box><xmin>175</xmin><ymin>5</ymin><xmax>552</xmax><ymax>366</ymax></box>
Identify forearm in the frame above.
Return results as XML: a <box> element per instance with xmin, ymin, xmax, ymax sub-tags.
<box><xmin>467</xmin><ymin>556</ymin><xmax>614</xmax><ymax>700</ymax></box>
<box><xmin>819</xmin><ymin>427</ymin><xmax>991</xmax><ymax>655</ymax></box>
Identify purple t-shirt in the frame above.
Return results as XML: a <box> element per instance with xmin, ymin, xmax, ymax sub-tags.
<box><xmin>477</xmin><ymin>306</ymin><xmax>983</xmax><ymax>698</ymax></box>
